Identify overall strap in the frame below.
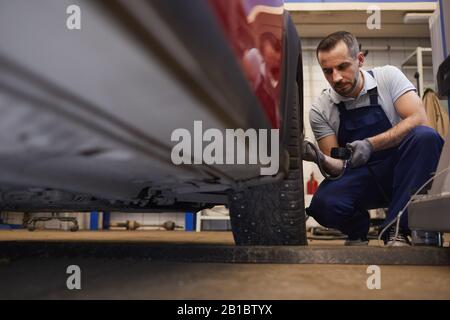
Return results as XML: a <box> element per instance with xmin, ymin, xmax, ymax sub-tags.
<box><xmin>337</xmin><ymin>101</ymin><xmax>347</xmax><ymax>114</ymax></box>
<box><xmin>367</xmin><ymin>70</ymin><xmax>379</xmax><ymax>105</ymax></box>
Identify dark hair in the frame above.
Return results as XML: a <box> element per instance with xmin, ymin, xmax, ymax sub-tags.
<box><xmin>316</xmin><ymin>31</ymin><xmax>360</xmax><ymax>58</ymax></box>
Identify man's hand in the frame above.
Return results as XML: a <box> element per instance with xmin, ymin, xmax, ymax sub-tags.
<box><xmin>302</xmin><ymin>141</ymin><xmax>325</xmax><ymax>164</ymax></box>
<box><xmin>347</xmin><ymin>139</ymin><xmax>373</xmax><ymax>168</ymax></box>
<box><xmin>302</xmin><ymin>140</ymin><xmax>346</xmax><ymax>177</ymax></box>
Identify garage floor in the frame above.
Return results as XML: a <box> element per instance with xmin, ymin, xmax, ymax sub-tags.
<box><xmin>1</xmin><ymin>230</ymin><xmax>449</xmax><ymax>299</ymax></box>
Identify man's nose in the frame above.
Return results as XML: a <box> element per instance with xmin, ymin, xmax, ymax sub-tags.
<box><xmin>332</xmin><ymin>70</ymin><xmax>343</xmax><ymax>83</ymax></box>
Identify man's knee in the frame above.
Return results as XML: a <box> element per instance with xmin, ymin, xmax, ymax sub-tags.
<box><xmin>308</xmin><ymin>192</ymin><xmax>345</xmax><ymax>228</ymax></box>
<box><xmin>407</xmin><ymin>126</ymin><xmax>442</xmax><ymax>145</ymax></box>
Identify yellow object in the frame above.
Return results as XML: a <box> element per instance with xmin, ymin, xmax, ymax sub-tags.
<box><xmin>423</xmin><ymin>89</ymin><xmax>449</xmax><ymax>139</ymax></box>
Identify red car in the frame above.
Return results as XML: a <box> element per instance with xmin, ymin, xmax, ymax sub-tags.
<box><xmin>0</xmin><ymin>0</ymin><xmax>305</xmax><ymax>245</ymax></box>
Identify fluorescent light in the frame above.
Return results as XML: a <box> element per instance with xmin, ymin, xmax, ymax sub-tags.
<box><xmin>403</xmin><ymin>13</ymin><xmax>433</xmax><ymax>24</ymax></box>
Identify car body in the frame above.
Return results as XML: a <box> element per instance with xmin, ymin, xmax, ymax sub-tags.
<box><xmin>0</xmin><ymin>0</ymin><xmax>305</xmax><ymax>244</ymax></box>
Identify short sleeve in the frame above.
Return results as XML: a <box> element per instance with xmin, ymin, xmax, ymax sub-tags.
<box><xmin>383</xmin><ymin>65</ymin><xmax>417</xmax><ymax>103</ymax></box>
<box><xmin>309</xmin><ymin>107</ymin><xmax>335</xmax><ymax>141</ymax></box>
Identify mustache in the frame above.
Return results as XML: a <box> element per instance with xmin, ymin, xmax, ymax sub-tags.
<box><xmin>334</xmin><ymin>80</ymin><xmax>358</xmax><ymax>93</ymax></box>
<box><xmin>335</xmin><ymin>85</ymin><xmax>345</xmax><ymax>89</ymax></box>
<box><xmin>334</xmin><ymin>82</ymin><xmax>351</xmax><ymax>88</ymax></box>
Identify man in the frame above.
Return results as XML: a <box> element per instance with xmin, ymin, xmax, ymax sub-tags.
<box><xmin>302</xmin><ymin>31</ymin><xmax>444</xmax><ymax>246</ymax></box>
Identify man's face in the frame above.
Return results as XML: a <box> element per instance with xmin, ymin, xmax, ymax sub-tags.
<box><xmin>317</xmin><ymin>41</ymin><xmax>364</xmax><ymax>97</ymax></box>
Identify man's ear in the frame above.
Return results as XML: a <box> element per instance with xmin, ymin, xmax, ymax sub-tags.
<box><xmin>357</xmin><ymin>52</ymin><xmax>365</xmax><ymax>67</ymax></box>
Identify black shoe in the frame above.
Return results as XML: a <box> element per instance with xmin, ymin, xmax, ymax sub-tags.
<box><xmin>344</xmin><ymin>238</ymin><xmax>369</xmax><ymax>246</ymax></box>
<box><xmin>384</xmin><ymin>228</ymin><xmax>411</xmax><ymax>247</ymax></box>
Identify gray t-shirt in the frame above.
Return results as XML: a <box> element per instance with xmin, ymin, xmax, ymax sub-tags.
<box><xmin>309</xmin><ymin>65</ymin><xmax>417</xmax><ymax>141</ymax></box>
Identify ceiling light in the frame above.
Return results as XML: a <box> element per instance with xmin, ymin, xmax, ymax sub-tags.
<box><xmin>403</xmin><ymin>13</ymin><xmax>433</xmax><ymax>24</ymax></box>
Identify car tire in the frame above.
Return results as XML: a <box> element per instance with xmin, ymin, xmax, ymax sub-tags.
<box><xmin>228</xmin><ymin>82</ymin><xmax>307</xmax><ymax>245</ymax></box>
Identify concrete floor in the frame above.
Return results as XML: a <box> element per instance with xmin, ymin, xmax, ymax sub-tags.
<box><xmin>1</xmin><ymin>230</ymin><xmax>450</xmax><ymax>299</ymax></box>
<box><xmin>1</xmin><ymin>258</ymin><xmax>450</xmax><ymax>299</ymax></box>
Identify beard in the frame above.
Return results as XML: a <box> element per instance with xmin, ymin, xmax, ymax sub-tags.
<box><xmin>333</xmin><ymin>71</ymin><xmax>360</xmax><ymax>96</ymax></box>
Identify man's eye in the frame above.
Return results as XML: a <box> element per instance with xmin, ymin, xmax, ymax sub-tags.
<box><xmin>324</xmin><ymin>69</ymin><xmax>332</xmax><ymax>75</ymax></box>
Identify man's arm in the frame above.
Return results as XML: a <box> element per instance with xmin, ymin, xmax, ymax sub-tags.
<box><xmin>367</xmin><ymin>91</ymin><xmax>429</xmax><ymax>151</ymax></box>
<box><xmin>317</xmin><ymin>135</ymin><xmax>345</xmax><ymax>175</ymax></box>
<box><xmin>317</xmin><ymin>134</ymin><xmax>338</xmax><ymax>156</ymax></box>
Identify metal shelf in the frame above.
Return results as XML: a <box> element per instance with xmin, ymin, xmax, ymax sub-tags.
<box><xmin>401</xmin><ymin>47</ymin><xmax>433</xmax><ymax>97</ymax></box>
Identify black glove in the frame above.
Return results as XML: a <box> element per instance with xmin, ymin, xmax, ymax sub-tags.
<box><xmin>347</xmin><ymin>139</ymin><xmax>373</xmax><ymax>168</ymax></box>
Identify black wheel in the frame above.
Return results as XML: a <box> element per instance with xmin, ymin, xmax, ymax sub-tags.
<box><xmin>229</xmin><ymin>85</ymin><xmax>306</xmax><ymax>245</ymax></box>
<box><xmin>70</xmin><ymin>224</ymin><xmax>79</xmax><ymax>232</ymax></box>
<box><xmin>228</xmin><ymin>14</ymin><xmax>306</xmax><ymax>246</ymax></box>
<box><xmin>27</xmin><ymin>224</ymin><xmax>36</xmax><ymax>232</ymax></box>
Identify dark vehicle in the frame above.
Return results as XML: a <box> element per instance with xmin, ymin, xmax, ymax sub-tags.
<box><xmin>0</xmin><ymin>0</ymin><xmax>305</xmax><ymax>245</ymax></box>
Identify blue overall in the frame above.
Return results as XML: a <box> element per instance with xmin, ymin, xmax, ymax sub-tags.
<box><xmin>306</xmin><ymin>71</ymin><xmax>444</xmax><ymax>239</ymax></box>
